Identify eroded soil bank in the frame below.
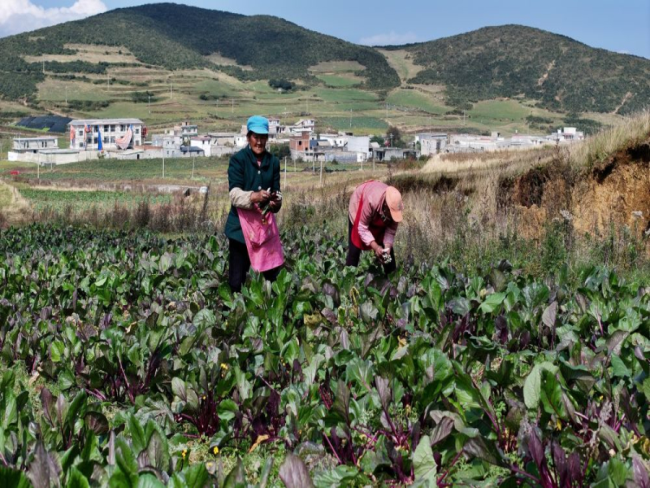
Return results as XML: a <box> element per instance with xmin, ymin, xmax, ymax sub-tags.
<box><xmin>504</xmin><ymin>142</ymin><xmax>650</xmax><ymax>243</ymax></box>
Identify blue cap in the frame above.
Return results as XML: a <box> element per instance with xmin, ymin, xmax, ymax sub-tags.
<box><xmin>247</xmin><ymin>115</ymin><xmax>269</xmax><ymax>135</ymax></box>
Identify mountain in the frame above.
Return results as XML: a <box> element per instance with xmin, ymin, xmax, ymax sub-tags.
<box><xmin>0</xmin><ymin>3</ymin><xmax>399</xmax><ymax>101</ymax></box>
<box><xmin>388</xmin><ymin>25</ymin><xmax>650</xmax><ymax>114</ymax></box>
<box><xmin>0</xmin><ymin>7</ymin><xmax>648</xmax><ymax>118</ymax></box>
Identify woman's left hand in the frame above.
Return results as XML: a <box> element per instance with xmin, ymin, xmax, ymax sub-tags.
<box><xmin>268</xmin><ymin>191</ymin><xmax>282</xmax><ymax>212</ymax></box>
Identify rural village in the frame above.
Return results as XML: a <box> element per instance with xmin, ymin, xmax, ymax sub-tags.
<box><xmin>9</xmin><ymin>114</ymin><xmax>585</xmax><ymax>166</ymax></box>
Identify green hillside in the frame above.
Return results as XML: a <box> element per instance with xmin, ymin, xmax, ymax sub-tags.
<box><xmin>1</xmin><ymin>9</ymin><xmax>646</xmax><ymax>136</ymax></box>
<box><xmin>390</xmin><ymin>25</ymin><xmax>650</xmax><ymax>114</ymax></box>
<box><xmin>0</xmin><ymin>3</ymin><xmax>399</xmax><ymax>101</ymax></box>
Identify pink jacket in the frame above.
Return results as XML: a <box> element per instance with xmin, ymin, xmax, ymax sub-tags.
<box><xmin>349</xmin><ymin>181</ymin><xmax>398</xmax><ymax>248</ymax></box>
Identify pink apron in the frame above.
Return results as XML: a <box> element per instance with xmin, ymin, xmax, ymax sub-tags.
<box><xmin>237</xmin><ymin>207</ymin><xmax>285</xmax><ymax>272</ymax></box>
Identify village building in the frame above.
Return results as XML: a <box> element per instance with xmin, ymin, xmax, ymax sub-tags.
<box><xmin>417</xmin><ymin>133</ymin><xmax>448</xmax><ymax>156</ymax></box>
<box><xmin>68</xmin><ymin>118</ymin><xmax>144</xmax><ymax>150</ymax></box>
<box><xmin>12</xmin><ymin>136</ymin><xmax>58</xmax><ymax>153</ymax></box>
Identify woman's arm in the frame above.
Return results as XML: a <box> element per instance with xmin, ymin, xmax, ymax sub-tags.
<box><xmin>228</xmin><ymin>155</ymin><xmax>255</xmax><ymax>209</ymax></box>
<box><xmin>383</xmin><ymin>222</ymin><xmax>398</xmax><ymax>248</ymax></box>
<box><xmin>356</xmin><ymin>203</ymin><xmax>376</xmax><ymax>247</ymax></box>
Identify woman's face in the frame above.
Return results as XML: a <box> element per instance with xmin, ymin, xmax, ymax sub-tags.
<box><xmin>248</xmin><ymin>132</ymin><xmax>268</xmax><ymax>156</ymax></box>
<box><xmin>380</xmin><ymin>201</ymin><xmax>392</xmax><ymax>223</ymax></box>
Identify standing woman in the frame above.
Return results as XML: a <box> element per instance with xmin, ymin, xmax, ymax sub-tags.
<box><xmin>225</xmin><ymin>116</ymin><xmax>284</xmax><ymax>292</ymax></box>
<box><xmin>346</xmin><ymin>181</ymin><xmax>403</xmax><ymax>274</ymax></box>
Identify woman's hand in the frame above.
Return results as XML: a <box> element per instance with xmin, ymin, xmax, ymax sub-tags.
<box><xmin>268</xmin><ymin>191</ymin><xmax>282</xmax><ymax>212</ymax></box>
<box><xmin>251</xmin><ymin>190</ymin><xmax>271</xmax><ymax>204</ymax></box>
<box><xmin>370</xmin><ymin>242</ymin><xmax>385</xmax><ymax>263</ymax></box>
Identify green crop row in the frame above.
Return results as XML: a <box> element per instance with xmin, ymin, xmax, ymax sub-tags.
<box><xmin>0</xmin><ymin>224</ymin><xmax>648</xmax><ymax>486</ymax></box>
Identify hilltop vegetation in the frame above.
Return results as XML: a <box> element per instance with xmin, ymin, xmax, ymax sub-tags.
<box><xmin>1</xmin><ymin>6</ymin><xmax>647</xmax><ymax>135</ymax></box>
<box><xmin>391</xmin><ymin>25</ymin><xmax>650</xmax><ymax>114</ymax></box>
<box><xmin>0</xmin><ymin>3</ymin><xmax>399</xmax><ymax>102</ymax></box>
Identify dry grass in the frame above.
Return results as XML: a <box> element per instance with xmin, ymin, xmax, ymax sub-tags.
<box><xmin>205</xmin><ymin>53</ymin><xmax>253</xmax><ymax>71</ymax></box>
<box><xmin>422</xmin><ymin>147</ymin><xmax>556</xmax><ymax>181</ymax></box>
<box><xmin>24</xmin><ymin>44</ymin><xmax>139</xmax><ymax>64</ymax></box>
<box><xmin>569</xmin><ymin>110</ymin><xmax>650</xmax><ymax>168</ymax></box>
<box><xmin>0</xmin><ymin>180</ymin><xmax>32</xmax><ymax>225</ymax></box>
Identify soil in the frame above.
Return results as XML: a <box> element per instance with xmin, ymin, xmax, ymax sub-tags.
<box><xmin>508</xmin><ymin>140</ymin><xmax>650</xmax><ymax>243</ymax></box>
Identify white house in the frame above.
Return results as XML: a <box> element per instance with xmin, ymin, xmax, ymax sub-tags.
<box><xmin>419</xmin><ymin>134</ymin><xmax>448</xmax><ymax>156</ymax></box>
<box><xmin>69</xmin><ymin>118</ymin><xmax>144</xmax><ymax>150</ymax></box>
<box><xmin>319</xmin><ymin>133</ymin><xmax>348</xmax><ymax>147</ymax></box>
<box><xmin>347</xmin><ymin>136</ymin><xmax>370</xmax><ymax>161</ymax></box>
<box><xmin>12</xmin><ymin>136</ymin><xmax>58</xmax><ymax>153</ymax></box>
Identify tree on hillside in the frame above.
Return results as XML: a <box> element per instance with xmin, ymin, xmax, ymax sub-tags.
<box><xmin>268</xmin><ymin>79</ymin><xmax>294</xmax><ymax>92</ymax></box>
<box><xmin>386</xmin><ymin>126</ymin><xmax>404</xmax><ymax>147</ymax></box>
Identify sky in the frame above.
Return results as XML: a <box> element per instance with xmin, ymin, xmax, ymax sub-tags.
<box><xmin>1</xmin><ymin>0</ymin><xmax>649</xmax><ymax>59</ymax></box>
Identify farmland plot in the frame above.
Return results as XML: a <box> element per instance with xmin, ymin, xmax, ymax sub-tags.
<box><xmin>0</xmin><ymin>224</ymin><xmax>648</xmax><ymax>486</ymax></box>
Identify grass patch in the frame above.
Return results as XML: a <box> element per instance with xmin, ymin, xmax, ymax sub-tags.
<box><xmin>20</xmin><ymin>188</ymin><xmax>172</xmax><ymax>211</ymax></box>
<box><xmin>7</xmin><ymin>156</ymin><xmax>230</xmax><ymax>183</ymax></box>
<box><xmin>469</xmin><ymin>100</ymin><xmax>530</xmax><ymax>122</ymax></box>
<box><xmin>314</xmin><ymin>87</ymin><xmax>377</xmax><ymax>103</ymax></box>
<box><xmin>386</xmin><ymin>89</ymin><xmax>448</xmax><ymax>114</ymax></box>
<box><xmin>37</xmin><ymin>79</ymin><xmax>113</xmax><ymax>102</ymax></box>
<box><xmin>308</xmin><ymin>60</ymin><xmax>365</xmax><ymax>73</ymax></box>
<box><xmin>376</xmin><ymin>49</ymin><xmax>423</xmax><ymax>82</ymax></box>
<box><xmin>321</xmin><ymin>116</ymin><xmax>388</xmax><ymax>132</ymax></box>
<box><xmin>315</xmin><ymin>74</ymin><xmax>362</xmax><ymax>88</ymax></box>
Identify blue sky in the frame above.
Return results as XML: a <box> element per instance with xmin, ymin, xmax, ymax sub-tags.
<box><xmin>2</xmin><ymin>0</ymin><xmax>649</xmax><ymax>58</ymax></box>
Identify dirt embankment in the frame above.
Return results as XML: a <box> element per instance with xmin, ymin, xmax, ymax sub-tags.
<box><xmin>504</xmin><ymin>141</ymin><xmax>650</xmax><ymax>240</ymax></box>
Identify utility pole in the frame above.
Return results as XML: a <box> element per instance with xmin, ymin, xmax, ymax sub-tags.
<box><xmin>319</xmin><ymin>159</ymin><xmax>323</xmax><ymax>187</ymax></box>
<box><xmin>192</xmin><ymin>155</ymin><xmax>195</xmax><ymax>179</ymax></box>
<box><xmin>37</xmin><ymin>152</ymin><xmax>40</xmax><ymax>180</ymax></box>
<box><xmin>65</xmin><ymin>86</ymin><xmax>68</xmax><ymax>104</ymax></box>
<box><xmin>162</xmin><ymin>150</ymin><xmax>165</xmax><ymax>179</ymax></box>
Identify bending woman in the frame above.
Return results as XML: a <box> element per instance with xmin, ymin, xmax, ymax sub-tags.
<box><xmin>346</xmin><ymin>181</ymin><xmax>403</xmax><ymax>274</ymax></box>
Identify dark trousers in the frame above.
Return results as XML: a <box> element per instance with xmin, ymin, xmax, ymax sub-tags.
<box><xmin>228</xmin><ymin>239</ymin><xmax>281</xmax><ymax>293</ymax></box>
<box><xmin>345</xmin><ymin>220</ymin><xmax>397</xmax><ymax>274</ymax></box>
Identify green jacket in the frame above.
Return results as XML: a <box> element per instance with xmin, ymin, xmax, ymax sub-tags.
<box><xmin>225</xmin><ymin>146</ymin><xmax>281</xmax><ymax>244</ymax></box>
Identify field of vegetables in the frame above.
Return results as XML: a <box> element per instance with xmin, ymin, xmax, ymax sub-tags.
<box><xmin>0</xmin><ymin>224</ymin><xmax>649</xmax><ymax>487</ymax></box>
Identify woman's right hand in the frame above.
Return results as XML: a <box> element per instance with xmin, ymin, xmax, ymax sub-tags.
<box><xmin>370</xmin><ymin>242</ymin><xmax>385</xmax><ymax>262</ymax></box>
<box><xmin>251</xmin><ymin>190</ymin><xmax>271</xmax><ymax>204</ymax></box>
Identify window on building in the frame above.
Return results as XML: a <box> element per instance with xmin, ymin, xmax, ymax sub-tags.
<box><xmin>120</xmin><ymin>125</ymin><xmax>125</xmax><ymax>131</ymax></box>
<box><xmin>110</xmin><ymin>137</ymin><xmax>115</xmax><ymax>143</ymax></box>
<box><xmin>104</xmin><ymin>125</ymin><xmax>109</xmax><ymax>132</ymax></box>
<box><xmin>135</xmin><ymin>128</ymin><xmax>140</xmax><ymax>135</ymax></box>
<box><xmin>93</xmin><ymin>137</ymin><xmax>98</xmax><ymax>144</ymax></box>
<box><xmin>78</xmin><ymin>130</ymin><xmax>83</xmax><ymax>137</ymax></box>
<box><xmin>79</xmin><ymin>142</ymin><xmax>84</xmax><ymax>148</ymax></box>
<box><xmin>104</xmin><ymin>136</ymin><xmax>108</xmax><ymax>142</ymax></box>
